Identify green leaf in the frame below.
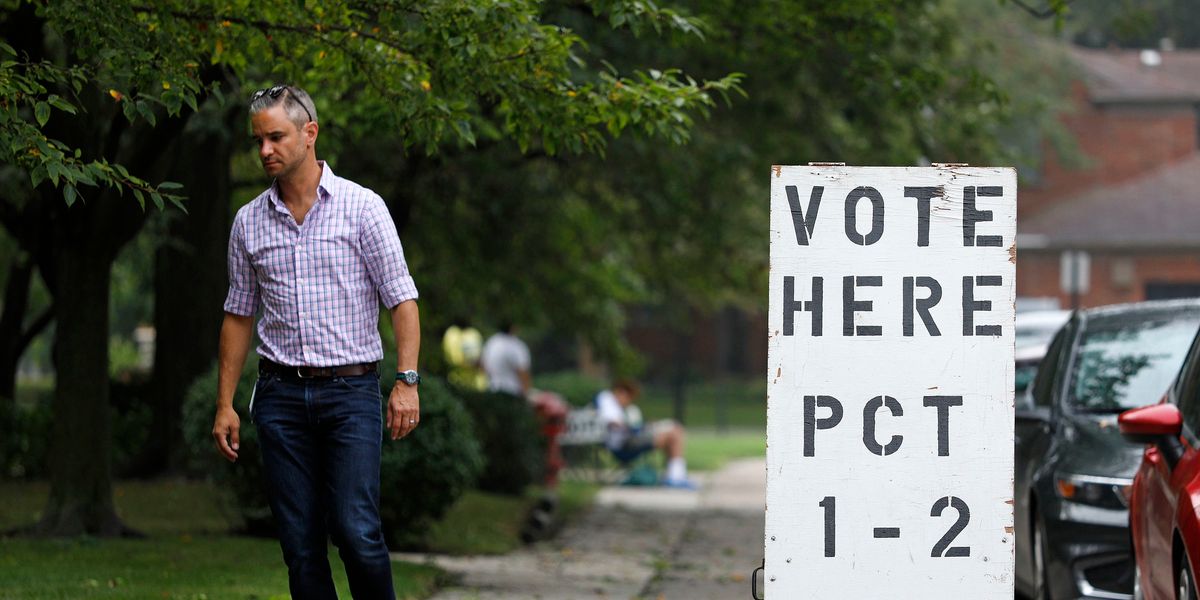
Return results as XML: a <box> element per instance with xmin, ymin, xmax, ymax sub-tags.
<box><xmin>34</xmin><ymin>102</ymin><xmax>50</xmax><ymax>127</ymax></box>
<box><xmin>452</xmin><ymin>120</ymin><xmax>476</xmax><ymax>146</ymax></box>
<box><xmin>63</xmin><ymin>183</ymin><xmax>78</xmax><ymax>206</ymax></box>
<box><xmin>157</xmin><ymin>181</ymin><xmax>184</xmax><ymax>190</ymax></box>
<box><xmin>166</xmin><ymin>194</ymin><xmax>188</xmax><ymax>214</ymax></box>
<box><xmin>149</xmin><ymin>191</ymin><xmax>164</xmax><ymax>210</ymax></box>
<box><xmin>47</xmin><ymin>162</ymin><xmax>63</xmax><ymax>186</ymax></box>
<box><xmin>47</xmin><ymin>95</ymin><xmax>77</xmax><ymax>114</ymax></box>
<box><xmin>29</xmin><ymin>165</ymin><xmax>46</xmax><ymax>189</ymax></box>
<box><xmin>136</xmin><ymin>101</ymin><xmax>156</xmax><ymax>126</ymax></box>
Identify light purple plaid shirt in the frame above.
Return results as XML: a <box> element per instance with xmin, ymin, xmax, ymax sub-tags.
<box><xmin>223</xmin><ymin>162</ymin><xmax>418</xmax><ymax>367</ymax></box>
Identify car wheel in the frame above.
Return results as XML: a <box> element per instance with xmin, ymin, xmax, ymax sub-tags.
<box><xmin>1033</xmin><ymin>513</ymin><xmax>1051</xmax><ymax>600</ymax></box>
<box><xmin>1180</xmin><ymin>556</ymin><xmax>1198</xmax><ymax>600</ymax></box>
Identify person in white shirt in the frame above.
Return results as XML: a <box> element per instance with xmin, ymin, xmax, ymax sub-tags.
<box><xmin>595</xmin><ymin>378</ymin><xmax>694</xmax><ymax>489</ymax></box>
<box><xmin>480</xmin><ymin>322</ymin><xmax>531</xmax><ymax>396</ymax></box>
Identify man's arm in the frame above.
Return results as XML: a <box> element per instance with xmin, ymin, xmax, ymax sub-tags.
<box><xmin>387</xmin><ymin>299</ymin><xmax>421</xmax><ymax>440</ymax></box>
<box><xmin>213</xmin><ymin>312</ymin><xmax>254</xmax><ymax>462</ymax></box>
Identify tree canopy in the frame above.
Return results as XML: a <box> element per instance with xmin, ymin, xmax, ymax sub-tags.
<box><xmin>0</xmin><ymin>0</ymin><xmax>1074</xmax><ymax>535</ymax></box>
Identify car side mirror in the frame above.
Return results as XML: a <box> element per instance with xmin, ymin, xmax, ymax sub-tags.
<box><xmin>1120</xmin><ymin>404</ymin><xmax>1184</xmax><ymax>468</ymax></box>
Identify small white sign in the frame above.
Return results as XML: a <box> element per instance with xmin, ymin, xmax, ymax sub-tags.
<box><xmin>766</xmin><ymin>166</ymin><xmax>1016</xmax><ymax>598</ymax></box>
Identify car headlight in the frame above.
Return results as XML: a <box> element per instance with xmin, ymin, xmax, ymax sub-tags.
<box><xmin>1055</xmin><ymin>475</ymin><xmax>1132</xmax><ymax>510</ymax></box>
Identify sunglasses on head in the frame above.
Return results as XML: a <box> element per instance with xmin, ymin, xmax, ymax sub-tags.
<box><xmin>250</xmin><ymin>85</ymin><xmax>314</xmax><ymax>124</ymax></box>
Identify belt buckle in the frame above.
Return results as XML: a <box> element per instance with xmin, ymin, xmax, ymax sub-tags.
<box><xmin>296</xmin><ymin>367</ymin><xmax>313</xmax><ymax>379</ymax></box>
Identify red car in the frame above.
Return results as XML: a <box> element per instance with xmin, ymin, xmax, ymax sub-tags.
<box><xmin>1121</xmin><ymin>328</ymin><xmax>1200</xmax><ymax>600</ymax></box>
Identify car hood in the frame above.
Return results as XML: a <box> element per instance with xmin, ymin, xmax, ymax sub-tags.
<box><xmin>1054</xmin><ymin>413</ymin><xmax>1145</xmax><ymax>480</ymax></box>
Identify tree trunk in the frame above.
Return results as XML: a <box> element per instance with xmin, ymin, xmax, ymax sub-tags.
<box><xmin>127</xmin><ymin>109</ymin><xmax>237</xmax><ymax>476</ymax></box>
<box><xmin>34</xmin><ymin>205</ymin><xmax>128</xmax><ymax>535</ymax></box>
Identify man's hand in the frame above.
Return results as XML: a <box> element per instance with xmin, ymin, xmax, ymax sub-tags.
<box><xmin>387</xmin><ymin>384</ymin><xmax>420</xmax><ymax>440</ymax></box>
<box><xmin>212</xmin><ymin>406</ymin><xmax>241</xmax><ymax>462</ymax></box>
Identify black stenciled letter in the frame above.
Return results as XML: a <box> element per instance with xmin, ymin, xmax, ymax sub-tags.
<box><xmin>844</xmin><ymin>186</ymin><xmax>885</xmax><ymax>245</ymax></box>
<box><xmin>804</xmin><ymin>395</ymin><xmax>843</xmax><ymax>457</ymax></box>
<box><xmin>903</xmin><ymin>276</ymin><xmax>942</xmax><ymax>337</ymax></box>
<box><xmin>863</xmin><ymin>395</ymin><xmax>903</xmax><ymax>456</ymax></box>
<box><xmin>963</xmin><ymin>186</ymin><xmax>1003</xmax><ymax>247</ymax></box>
<box><xmin>785</xmin><ymin>185</ymin><xmax>823</xmax><ymax>246</ymax></box>
<box><xmin>923</xmin><ymin>396</ymin><xmax>963</xmax><ymax>457</ymax></box>
<box><xmin>843</xmin><ymin>276</ymin><xmax>882</xmax><ymax>336</ymax></box>
<box><xmin>962</xmin><ymin>275</ymin><xmax>1003</xmax><ymax>336</ymax></box>
<box><xmin>904</xmin><ymin>187</ymin><xmax>940</xmax><ymax>247</ymax></box>
<box><xmin>783</xmin><ymin>276</ymin><xmax>823</xmax><ymax>336</ymax></box>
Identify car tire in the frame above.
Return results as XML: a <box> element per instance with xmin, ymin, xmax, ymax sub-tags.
<box><xmin>1181</xmin><ymin>556</ymin><xmax>1198</xmax><ymax>600</ymax></box>
<box><xmin>1033</xmin><ymin>512</ymin><xmax>1051</xmax><ymax>600</ymax></box>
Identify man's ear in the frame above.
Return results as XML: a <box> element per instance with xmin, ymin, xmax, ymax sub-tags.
<box><xmin>305</xmin><ymin>121</ymin><xmax>319</xmax><ymax>147</ymax></box>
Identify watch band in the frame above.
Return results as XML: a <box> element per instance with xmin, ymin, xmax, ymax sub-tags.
<box><xmin>396</xmin><ymin>370</ymin><xmax>421</xmax><ymax>386</ymax></box>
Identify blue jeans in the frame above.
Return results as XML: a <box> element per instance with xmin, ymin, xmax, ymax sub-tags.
<box><xmin>252</xmin><ymin>371</ymin><xmax>395</xmax><ymax>600</ymax></box>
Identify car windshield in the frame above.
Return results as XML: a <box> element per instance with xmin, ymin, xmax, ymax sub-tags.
<box><xmin>1068</xmin><ymin>308</ymin><xmax>1200</xmax><ymax>413</ymax></box>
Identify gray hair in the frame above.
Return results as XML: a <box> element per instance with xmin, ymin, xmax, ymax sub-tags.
<box><xmin>249</xmin><ymin>85</ymin><xmax>318</xmax><ymax>130</ymax></box>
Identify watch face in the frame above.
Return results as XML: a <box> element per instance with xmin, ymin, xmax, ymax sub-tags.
<box><xmin>401</xmin><ymin>371</ymin><xmax>419</xmax><ymax>384</ymax></box>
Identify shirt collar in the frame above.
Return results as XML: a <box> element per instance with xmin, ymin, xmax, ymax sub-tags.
<box><xmin>266</xmin><ymin>160</ymin><xmax>336</xmax><ymax>208</ymax></box>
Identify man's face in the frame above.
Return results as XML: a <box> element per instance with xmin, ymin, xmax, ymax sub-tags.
<box><xmin>251</xmin><ymin>105</ymin><xmax>313</xmax><ymax>179</ymax></box>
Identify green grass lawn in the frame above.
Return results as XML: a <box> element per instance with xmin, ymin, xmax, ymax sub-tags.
<box><xmin>0</xmin><ymin>536</ymin><xmax>442</xmax><ymax>599</ymax></box>
<box><xmin>685</xmin><ymin>428</ymin><xmax>765</xmax><ymax>472</ymax></box>
<box><xmin>422</xmin><ymin>481</ymin><xmax>597</xmax><ymax>555</ymax></box>
<box><xmin>0</xmin><ymin>477</ymin><xmax>602</xmax><ymax>598</ymax></box>
<box><xmin>535</xmin><ymin>372</ymin><xmax>766</xmax><ymax>429</ymax></box>
<box><xmin>0</xmin><ymin>480</ymin><xmax>443</xmax><ymax>599</ymax></box>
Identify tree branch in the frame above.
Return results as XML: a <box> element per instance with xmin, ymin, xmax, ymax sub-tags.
<box><xmin>128</xmin><ymin>6</ymin><xmax>418</xmax><ymax>57</ymax></box>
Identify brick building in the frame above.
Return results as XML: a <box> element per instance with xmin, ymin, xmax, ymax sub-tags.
<box><xmin>1017</xmin><ymin>46</ymin><xmax>1200</xmax><ymax>309</ymax></box>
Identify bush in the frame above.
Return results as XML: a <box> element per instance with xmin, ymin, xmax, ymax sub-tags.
<box><xmin>379</xmin><ymin>377</ymin><xmax>483</xmax><ymax>547</ymax></box>
<box><xmin>534</xmin><ymin>371</ymin><xmax>607</xmax><ymax>408</ymax></box>
<box><xmin>0</xmin><ymin>399</ymin><xmax>52</xmax><ymax>479</ymax></box>
<box><xmin>454</xmin><ymin>389</ymin><xmax>543</xmax><ymax>496</ymax></box>
<box><xmin>182</xmin><ymin>363</ymin><xmax>484</xmax><ymax>546</ymax></box>
<box><xmin>181</xmin><ymin>361</ymin><xmax>274</xmax><ymax>534</ymax></box>
<box><xmin>1</xmin><ymin>381</ymin><xmax>155</xmax><ymax>481</ymax></box>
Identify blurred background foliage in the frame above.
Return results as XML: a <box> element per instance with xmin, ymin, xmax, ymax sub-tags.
<box><xmin>1</xmin><ymin>0</ymin><xmax>1185</xmax><ymax>540</ymax></box>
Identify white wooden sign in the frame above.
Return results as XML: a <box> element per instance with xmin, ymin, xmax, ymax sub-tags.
<box><xmin>765</xmin><ymin>166</ymin><xmax>1016</xmax><ymax>597</ymax></box>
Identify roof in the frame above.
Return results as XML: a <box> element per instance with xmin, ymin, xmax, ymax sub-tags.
<box><xmin>1019</xmin><ymin>155</ymin><xmax>1200</xmax><ymax>250</ymax></box>
<box><xmin>1069</xmin><ymin>46</ymin><xmax>1200</xmax><ymax>105</ymax></box>
<box><xmin>1082</xmin><ymin>297</ymin><xmax>1200</xmax><ymax>319</ymax></box>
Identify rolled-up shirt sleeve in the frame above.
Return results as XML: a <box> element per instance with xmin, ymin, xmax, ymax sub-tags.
<box><xmin>359</xmin><ymin>195</ymin><xmax>418</xmax><ymax>308</ymax></box>
<box><xmin>223</xmin><ymin>211</ymin><xmax>259</xmax><ymax>316</ymax></box>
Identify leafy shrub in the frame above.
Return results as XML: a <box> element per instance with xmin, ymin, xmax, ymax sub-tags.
<box><xmin>380</xmin><ymin>377</ymin><xmax>483</xmax><ymax>547</ymax></box>
<box><xmin>534</xmin><ymin>371</ymin><xmax>607</xmax><ymax>407</ymax></box>
<box><xmin>0</xmin><ymin>399</ymin><xmax>51</xmax><ymax>479</ymax></box>
<box><xmin>2</xmin><ymin>381</ymin><xmax>154</xmax><ymax>481</ymax></box>
<box><xmin>181</xmin><ymin>361</ymin><xmax>273</xmax><ymax>534</ymax></box>
<box><xmin>454</xmin><ymin>389</ymin><xmax>543</xmax><ymax>496</ymax></box>
<box><xmin>182</xmin><ymin>363</ymin><xmax>484</xmax><ymax>545</ymax></box>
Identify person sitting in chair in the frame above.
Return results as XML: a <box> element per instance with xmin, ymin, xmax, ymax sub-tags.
<box><xmin>595</xmin><ymin>378</ymin><xmax>695</xmax><ymax>489</ymax></box>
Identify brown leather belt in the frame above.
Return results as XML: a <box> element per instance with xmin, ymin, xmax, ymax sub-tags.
<box><xmin>259</xmin><ymin>358</ymin><xmax>377</xmax><ymax>379</ymax></box>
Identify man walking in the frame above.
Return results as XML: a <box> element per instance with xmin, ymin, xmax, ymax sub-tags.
<box><xmin>211</xmin><ymin>85</ymin><xmax>421</xmax><ymax>599</ymax></box>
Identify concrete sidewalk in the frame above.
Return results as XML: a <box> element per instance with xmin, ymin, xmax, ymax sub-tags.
<box><xmin>395</xmin><ymin>457</ymin><xmax>766</xmax><ymax>600</ymax></box>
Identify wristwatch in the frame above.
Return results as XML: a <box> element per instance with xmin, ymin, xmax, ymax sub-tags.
<box><xmin>396</xmin><ymin>370</ymin><xmax>421</xmax><ymax>386</ymax></box>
